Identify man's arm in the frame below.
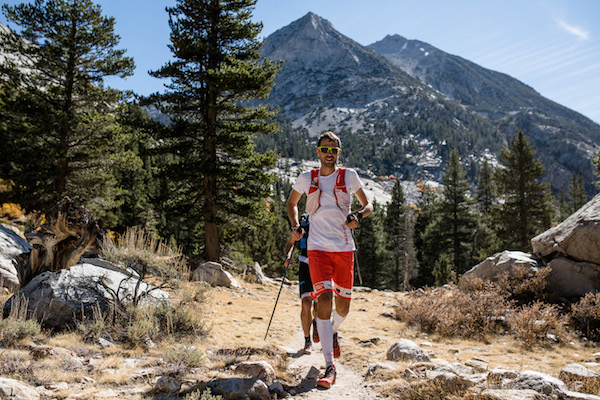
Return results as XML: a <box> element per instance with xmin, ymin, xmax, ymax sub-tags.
<box><xmin>286</xmin><ymin>189</ymin><xmax>304</xmax><ymax>241</ymax></box>
<box><xmin>346</xmin><ymin>188</ymin><xmax>373</xmax><ymax>229</ymax></box>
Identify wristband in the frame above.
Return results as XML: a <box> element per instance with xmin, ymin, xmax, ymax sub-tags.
<box><xmin>356</xmin><ymin>211</ymin><xmax>363</xmax><ymax>221</ymax></box>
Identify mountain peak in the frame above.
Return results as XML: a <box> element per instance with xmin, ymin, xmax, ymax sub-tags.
<box><xmin>294</xmin><ymin>12</ymin><xmax>334</xmax><ymax>32</ymax></box>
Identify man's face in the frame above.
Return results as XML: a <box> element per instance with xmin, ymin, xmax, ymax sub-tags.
<box><xmin>316</xmin><ymin>138</ymin><xmax>341</xmax><ymax>168</ymax></box>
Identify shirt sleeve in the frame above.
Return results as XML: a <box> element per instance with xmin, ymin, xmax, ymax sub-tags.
<box><xmin>346</xmin><ymin>169</ymin><xmax>364</xmax><ymax>194</ymax></box>
<box><xmin>292</xmin><ymin>171</ymin><xmax>311</xmax><ymax>195</ymax></box>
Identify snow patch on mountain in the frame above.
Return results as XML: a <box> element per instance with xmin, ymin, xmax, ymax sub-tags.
<box><xmin>269</xmin><ymin>158</ymin><xmax>440</xmax><ymax>206</ymax></box>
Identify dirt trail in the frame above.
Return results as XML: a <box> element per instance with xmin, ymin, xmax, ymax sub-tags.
<box><xmin>282</xmin><ymin>326</ymin><xmax>385</xmax><ymax>399</ymax></box>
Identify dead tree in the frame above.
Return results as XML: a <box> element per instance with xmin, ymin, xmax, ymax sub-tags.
<box><xmin>14</xmin><ymin>197</ymin><xmax>103</xmax><ymax>288</ymax></box>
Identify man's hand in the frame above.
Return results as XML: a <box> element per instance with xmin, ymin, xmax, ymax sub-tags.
<box><xmin>284</xmin><ymin>226</ymin><xmax>304</xmax><ymax>269</ymax></box>
<box><xmin>291</xmin><ymin>226</ymin><xmax>304</xmax><ymax>242</ymax></box>
<box><xmin>346</xmin><ymin>211</ymin><xmax>363</xmax><ymax>229</ymax></box>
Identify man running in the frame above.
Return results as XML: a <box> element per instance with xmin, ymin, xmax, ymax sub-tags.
<box><xmin>284</xmin><ymin>213</ymin><xmax>319</xmax><ymax>355</ymax></box>
<box><xmin>286</xmin><ymin>131</ymin><xmax>373</xmax><ymax>389</ymax></box>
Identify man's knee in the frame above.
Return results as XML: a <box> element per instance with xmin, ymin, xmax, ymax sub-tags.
<box><xmin>301</xmin><ymin>297</ymin><xmax>312</xmax><ymax>309</ymax></box>
<box><xmin>335</xmin><ymin>296</ymin><xmax>351</xmax><ymax>316</ymax></box>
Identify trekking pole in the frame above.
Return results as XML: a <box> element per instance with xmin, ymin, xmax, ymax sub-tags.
<box><xmin>264</xmin><ymin>240</ymin><xmax>296</xmax><ymax>340</ymax></box>
<box><xmin>347</xmin><ymin>214</ymin><xmax>363</xmax><ymax>285</ymax></box>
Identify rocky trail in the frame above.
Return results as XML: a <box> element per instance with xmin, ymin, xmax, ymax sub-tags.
<box><xmin>281</xmin><ymin>328</ymin><xmax>385</xmax><ymax>399</ymax></box>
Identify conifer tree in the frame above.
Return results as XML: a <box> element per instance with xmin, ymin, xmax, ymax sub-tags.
<box><xmin>412</xmin><ymin>182</ymin><xmax>439</xmax><ymax>287</ymax></box>
<box><xmin>594</xmin><ymin>151</ymin><xmax>600</xmax><ymax>189</ymax></box>
<box><xmin>567</xmin><ymin>171</ymin><xmax>587</xmax><ymax>214</ymax></box>
<box><xmin>0</xmin><ymin>0</ymin><xmax>138</xmax><ymax>222</ymax></box>
<box><xmin>436</xmin><ymin>147</ymin><xmax>476</xmax><ymax>275</ymax></box>
<box><xmin>493</xmin><ymin>130</ymin><xmax>554</xmax><ymax>251</ymax></box>
<box><xmin>354</xmin><ymin>199</ymin><xmax>389</xmax><ymax>290</ymax></box>
<box><xmin>384</xmin><ymin>180</ymin><xmax>407</xmax><ymax>291</ymax></box>
<box><xmin>433</xmin><ymin>253</ymin><xmax>454</xmax><ymax>286</ymax></box>
<box><xmin>477</xmin><ymin>159</ymin><xmax>496</xmax><ymax>215</ymax></box>
<box><xmin>147</xmin><ymin>0</ymin><xmax>281</xmax><ymax>260</ymax></box>
<box><xmin>558</xmin><ymin>189</ymin><xmax>569</xmax><ymax>222</ymax></box>
<box><xmin>417</xmin><ymin>148</ymin><xmax>477</xmax><ymax>282</ymax></box>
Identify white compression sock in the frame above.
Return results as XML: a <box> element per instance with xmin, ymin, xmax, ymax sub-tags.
<box><xmin>316</xmin><ymin>317</ymin><xmax>334</xmax><ymax>366</ymax></box>
<box><xmin>331</xmin><ymin>309</ymin><xmax>346</xmax><ymax>333</ymax></box>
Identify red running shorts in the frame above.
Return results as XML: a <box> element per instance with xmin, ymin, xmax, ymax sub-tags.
<box><xmin>308</xmin><ymin>250</ymin><xmax>354</xmax><ymax>300</ymax></box>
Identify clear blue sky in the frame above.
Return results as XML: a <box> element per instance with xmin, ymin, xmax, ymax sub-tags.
<box><xmin>2</xmin><ymin>0</ymin><xmax>599</xmax><ymax>123</ymax></box>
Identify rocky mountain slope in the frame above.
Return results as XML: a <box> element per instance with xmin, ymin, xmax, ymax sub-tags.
<box><xmin>261</xmin><ymin>13</ymin><xmax>600</xmax><ymax>193</ymax></box>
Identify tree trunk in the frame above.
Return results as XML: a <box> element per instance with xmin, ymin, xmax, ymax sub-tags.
<box><xmin>14</xmin><ymin>197</ymin><xmax>103</xmax><ymax>288</ymax></box>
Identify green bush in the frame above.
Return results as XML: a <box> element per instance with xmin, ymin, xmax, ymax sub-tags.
<box><xmin>0</xmin><ymin>318</ymin><xmax>41</xmax><ymax>346</ymax></box>
<box><xmin>164</xmin><ymin>344</ymin><xmax>204</xmax><ymax>368</ymax></box>
<box><xmin>0</xmin><ymin>296</ymin><xmax>41</xmax><ymax>346</ymax></box>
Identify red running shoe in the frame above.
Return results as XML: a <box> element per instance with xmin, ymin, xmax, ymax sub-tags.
<box><xmin>333</xmin><ymin>332</ymin><xmax>340</xmax><ymax>358</ymax></box>
<box><xmin>312</xmin><ymin>319</ymin><xmax>320</xmax><ymax>343</ymax></box>
<box><xmin>317</xmin><ymin>364</ymin><xmax>336</xmax><ymax>389</ymax></box>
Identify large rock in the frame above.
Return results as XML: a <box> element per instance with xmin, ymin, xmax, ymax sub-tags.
<box><xmin>2</xmin><ymin>258</ymin><xmax>168</xmax><ymax>329</ymax></box>
<box><xmin>250</xmin><ymin>262</ymin><xmax>273</xmax><ymax>285</ymax></box>
<box><xmin>0</xmin><ymin>224</ymin><xmax>30</xmax><ymax>291</ymax></box>
<box><xmin>192</xmin><ymin>261</ymin><xmax>240</xmax><ymax>288</ymax></box>
<box><xmin>207</xmin><ymin>378</ymin><xmax>270</xmax><ymax>400</ymax></box>
<box><xmin>386</xmin><ymin>339</ymin><xmax>430</xmax><ymax>362</ymax></box>
<box><xmin>0</xmin><ymin>377</ymin><xmax>40</xmax><ymax>400</ymax></box>
<box><xmin>560</xmin><ymin>363</ymin><xmax>600</xmax><ymax>386</ymax></box>
<box><xmin>532</xmin><ymin>193</ymin><xmax>600</xmax><ymax>264</ymax></box>
<box><xmin>547</xmin><ymin>258</ymin><xmax>600</xmax><ymax>301</ymax></box>
<box><xmin>508</xmin><ymin>370</ymin><xmax>567</xmax><ymax>396</ymax></box>
<box><xmin>234</xmin><ymin>361</ymin><xmax>276</xmax><ymax>385</ymax></box>
<box><xmin>459</xmin><ymin>251</ymin><xmax>542</xmax><ymax>287</ymax></box>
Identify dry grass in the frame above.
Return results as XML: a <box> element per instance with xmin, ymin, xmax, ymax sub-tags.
<box><xmin>395</xmin><ymin>270</ymin><xmax>575</xmax><ymax>349</ymax></box>
<box><xmin>0</xmin><ymin>295</ymin><xmax>41</xmax><ymax>346</ymax></box>
<box><xmin>101</xmin><ymin>226</ymin><xmax>189</xmax><ymax>285</ymax></box>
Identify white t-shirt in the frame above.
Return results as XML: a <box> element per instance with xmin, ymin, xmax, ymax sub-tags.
<box><xmin>292</xmin><ymin>168</ymin><xmax>363</xmax><ymax>252</ymax></box>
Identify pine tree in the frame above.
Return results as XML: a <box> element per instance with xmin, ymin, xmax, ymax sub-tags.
<box><xmin>438</xmin><ymin>148</ymin><xmax>477</xmax><ymax>274</ymax></box>
<box><xmin>412</xmin><ymin>182</ymin><xmax>439</xmax><ymax>287</ymax></box>
<box><xmin>493</xmin><ymin>130</ymin><xmax>555</xmax><ymax>251</ymax></box>
<box><xmin>147</xmin><ymin>0</ymin><xmax>281</xmax><ymax>260</ymax></box>
<box><xmin>354</xmin><ymin>199</ymin><xmax>389</xmax><ymax>290</ymax></box>
<box><xmin>477</xmin><ymin>159</ymin><xmax>496</xmax><ymax>215</ymax></box>
<box><xmin>0</xmin><ymin>0</ymin><xmax>138</xmax><ymax>222</ymax></box>
<box><xmin>433</xmin><ymin>253</ymin><xmax>454</xmax><ymax>286</ymax></box>
<box><xmin>567</xmin><ymin>172</ymin><xmax>587</xmax><ymax>214</ymax></box>
<box><xmin>384</xmin><ymin>180</ymin><xmax>407</xmax><ymax>291</ymax></box>
<box><xmin>594</xmin><ymin>151</ymin><xmax>600</xmax><ymax>189</ymax></box>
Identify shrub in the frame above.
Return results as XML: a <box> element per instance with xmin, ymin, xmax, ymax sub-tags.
<box><xmin>76</xmin><ymin>287</ymin><xmax>210</xmax><ymax>347</ymax></box>
<box><xmin>0</xmin><ymin>203</ymin><xmax>25</xmax><ymax>219</ymax></box>
<box><xmin>0</xmin><ymin>351</ymin><xmax>32</xmax><ymax>379</ymax></box>
<box><xmin>396</xmin><ymin>284</ymin><xmax>571</xmax><ymax>346</ymax></box>
<box><xmin>101</xmin><ymin>227</ymin><xmax>189</xmax><ymax>303</ymax></box>
<box><xmin>571</xmin><ymin>293</ymin><xmax>600</xmax><ymax>341</ymax></box>
<box><xmin>507</xmin><ymin>301</ymin><xmax>570</xmax><ymax>348</ymax></box>
<box><xmin>0</xmin><ymin>296</ymin><xmax>41</xmax><ymax>346</ymax></box>
<box><xmin>395</xmin><ymin>285</ymin><xmax>511</xmax><ymax>338</ymax></box>
<box><xmin>495</xmin><ymin>265</ymin><xmax>551</xmax><ymax>304</ymax></box>
<box><xmin>163</xmin><ymin>344</ymin><xmax>205</xmax><ymax>368</ymax></box>
<box><xmin>184</xmin><ymin>388</ymin><xmax>222</xmax><ymax>400</ymax></box>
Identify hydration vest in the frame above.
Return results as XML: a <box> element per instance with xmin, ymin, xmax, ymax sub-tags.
<box><xmin>305</xmin><ymin>168</ymin><xmax>351</xmax><ymax>215</ymax></box>
<box><xmin>298</xmin><ymin>213</ymin><xmax>309</xmax><ymax>264</ymax></box>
